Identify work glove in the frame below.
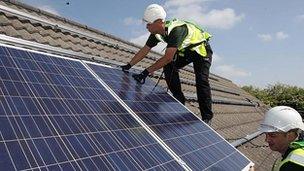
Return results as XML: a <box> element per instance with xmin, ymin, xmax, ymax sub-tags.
<box><xmin>121</xmin><ymin>63</ymin><xmax>132</xmax><ymax>72</ymax></box>
<box><xmin>132</xmin><ymin>69</ymin><xmax>149</xmax><ymax>84</ymax></box>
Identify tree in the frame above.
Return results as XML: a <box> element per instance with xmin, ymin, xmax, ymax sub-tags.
<box><xmin>242</xmin><ymin>83</ymin><xmax>304</xmax><ymax>114</ymax></box>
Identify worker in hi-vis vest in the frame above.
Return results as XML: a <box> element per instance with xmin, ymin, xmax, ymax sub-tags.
<box><xmin>121</xmin><ymin>4</ymin><xmax>213</xmax><ymax>124</ymax></box>
<box><xmin>259</xmin><ymin>106</ymin><xmax>304</xmax><ymax>171</ymax></box>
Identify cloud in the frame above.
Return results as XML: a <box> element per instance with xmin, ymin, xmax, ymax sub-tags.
<box><xmin>208</xmin><ymin>52</ymin><xmax>252</xmax><ymax>83</ymax></box>
<box><xmin>129</xmin><ymin>33</ymin><xmax>167</xmax><ymax>53</ymax></box>
<box><xmin>129</xmin><ymin>33</ymin><xmax>149</xmax><ymax>46</ymax></box>
<box><xmin>213</xmin><ymin>64</ymin><xmax>251</xmax><ymax>79</ymax></box>
<box><xmin>211</xmin><ymin>53</ymin><xmax>222</xmax><ymax>63</ymax></box>
<box><xmin>200</xmin><ymin>8</ymin><xmax>245</xmax><ymax>29</ymax></box>
<box><xmin>164</xmin><ymin>0</ymin><xmax>244</xmax><ymax>29</ymax></box>
<box><xmin>165</xmin><ymin>0</ymin><xmax>206</xmax><ymax>7</ymax></box>
<box><xmin>258</xmin><ymin>31</ymin><xmax>289</xmax><ymax>42</ymax></box>
<box><xmin>276</xmin><ymin>31</ymin><xmax>289</xmax><ymax>40</ymax></box>
<box><xmin>258</xmin><ymin>34</ymin><xmax>272</xmax><ymax>42</ymax></box>
<box><xmin>123</xmin><ymin>17</ymin><xmax>142</xmax><ymax>26</ymax></box>
<box><xmin>39</xmin><ymin>5</ymin><xmax>60</xmax><ymax>16</ymax></box>
<box><xmin>295</xmin><ymin>14</ymin><xmax>304</xmax><ymax>23</ymax></box>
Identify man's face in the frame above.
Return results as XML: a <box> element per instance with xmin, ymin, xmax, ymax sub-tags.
<box><xmin>265</xmin><ymin>132</ymin><xmax>290</xmax><ymax>154</ymax></box>
<box><xmin>146</xmin><ymin>20</ymin><xmax>162</xmax><ymax>34</ymax></box>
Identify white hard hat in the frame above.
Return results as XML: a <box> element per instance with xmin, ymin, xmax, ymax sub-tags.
<box><xmin>260</xmin><ymin>106</ymin><xmax>304</xmax><ymax>133</ymax></box>
<box><xmin>143</xmin><ymin>4</ymin><xmax>166</xmax><ymax>23</ymax></box>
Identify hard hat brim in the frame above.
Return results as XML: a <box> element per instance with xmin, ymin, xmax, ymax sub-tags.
<box><xmin>259</xmin><ymin>124</ymin><xmax>281</xmax><ymax>133</ymax></box>
<box><xmin>297</xmin><ymin>123</ymin><xmax>304</xmax><ymax>131</ymax></box>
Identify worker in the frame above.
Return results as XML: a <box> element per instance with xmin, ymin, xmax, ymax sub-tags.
<box><xmin>121</xmin><ymin>4</ymin><xmax>214</xmax><ymax>123</ymax></box>
<box><xmin>259</xmin><ymin>106</ymin><xmax>304</xmax><ymax>171</ymax></box>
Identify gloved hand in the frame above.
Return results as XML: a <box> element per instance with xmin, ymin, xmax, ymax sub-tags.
<box><xmin>132</xmin><ymin>69</ymin><xmax>149</xmax><ymax>84</ymax></box>
<box><xmin>121</xmin><ymin>63</ymin><xmax>132</xmax><ymax>72</ymax></box>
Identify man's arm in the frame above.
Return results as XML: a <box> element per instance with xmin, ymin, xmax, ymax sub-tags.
<box><xmin>122</xmin><ymin>34</ymin><xmax>158</xmax><ymax>72</ymax></box>
<box><xmin>129</xmin><ymin>45</ymin><xmax>151</xmax><ymax>66</ymax></box>
<box><xmin>132</xmin><ymin>47</ymin><xmax>177</xmax><ymax>84</ymax></box>
<box><xmin>145</xmin><ymin>25</ymin><xmax>186</xmax><ymax>73</ymax></box>
<box><xmin>146</xmin><ymin>47</ymin><xmax>177</xmax><ymax>73</ymax></box>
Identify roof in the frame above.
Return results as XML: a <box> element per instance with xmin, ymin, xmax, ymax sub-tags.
<box><xmin>0</xmin><ymin>0</ymin><xmax>279</xmax><ymax>170</ymax></box>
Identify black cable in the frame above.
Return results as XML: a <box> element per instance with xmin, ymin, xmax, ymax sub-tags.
<box><xmin>244</xmin><ymin>141</ymin><xmax>269</xmax><ymax>148</ymax></box>
<box><xmin>151</xmin><ymin>70</ymin><xmax>164</xmax><ymax>92</ymax></box>
<box><xmin>165</xmin><ymin>53</ymin><xmax>178</xmax><ymax>92</ymax></box>
<box><xmin>152</xmin><ymin>53</ymin><xmax>177</xmax><ymax>92</ymax></box>
<box><xmin>152</xmin><ymin>41</ymin><xmax>205</xmax><ymax>92</ymax></box>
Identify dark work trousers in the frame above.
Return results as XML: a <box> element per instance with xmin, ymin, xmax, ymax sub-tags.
<box><xmin>163</xmin><ymin>45</ymin><xmax>213</xmax><ymax>120</ymax></box>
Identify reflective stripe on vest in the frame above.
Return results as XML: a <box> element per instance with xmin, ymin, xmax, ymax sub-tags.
<box><xmin>272</xmin><ymin>148</ymin><xmax>304</xmax><ymax>171</ymax></box>
<box><xmin>155</xmin><ymin>19</ymin><xmax>212</xmax><ymax>57</ymax></box>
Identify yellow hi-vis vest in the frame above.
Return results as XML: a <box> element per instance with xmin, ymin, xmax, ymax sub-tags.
<box><xmin>272</xmin><ymin>141</ymin><xmax>304</xmax><ymax>171</ymax></box>
<box><xmin>155</xmin><ymin>19</ymin><xmax>212</xmax><ymax>57</ymax></box>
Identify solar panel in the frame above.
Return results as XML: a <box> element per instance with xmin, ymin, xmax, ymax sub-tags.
<box><xmin>0</xmin><ymin>43</ymin><xmax>253</xmax><ymax>170</ymax></box>
<box><xmin>0</xmin><ymin>45</ymin><xmax>185</xmax><ymax>170</ymax></box>
<box><xmin>87</xmin><ymin>62</ymin><xmax>253</xmax><ymax>170</ymax></box>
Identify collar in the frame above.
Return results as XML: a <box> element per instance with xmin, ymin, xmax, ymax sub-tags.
<box><xmin>282</xmin><ymin>147</ymin><xmax>293</xmax><ymax>160</ymax></box>
<box><xmin>164</xmin><ymin>27</ymin><xmax>168</xmax><ymax>36</ymax></box>
<box><xmin>282</xmin><ymin>140</ymin><xmax>304</xmax><ymax>160</ymax></box>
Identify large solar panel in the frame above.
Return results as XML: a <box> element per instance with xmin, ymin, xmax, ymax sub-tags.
<box><xmin>87</xmin><ymin>63</ymin><xmax>253</xmax><ymax>170</ymax></box>
<box><xmin>0</xmin><ymin>45</ymin><xmax>185</xmax><ymax>170</ymax></box>
<box><xmin>0</xmin><ymin>43</ymin><xmax>253</xmax><ymax>171</ymax></box>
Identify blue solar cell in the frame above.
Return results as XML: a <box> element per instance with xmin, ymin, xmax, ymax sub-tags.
<box><xmin>88</xmin><ymin>62</ymin><xmax>252</xmax><ymax>170</ymax></box>
<box><xmin>45</xmin><ymin>138</ymin><xmax>68</xmax><ymax>162</ymax></box>
<box><xmin>34</xmin><ymin>138</ymin><xmax>57</xmax><ymax>165</ymax></box>
<box><xmin>26</xmin><ymin>140</ymin><xmax>45</xmax><ymax>166</ymax></box>
<box><xmin>0</xmin><ymin>67</ymin><xmax>10</xmax><ymax>80</ymax></box>
<box><xmin>0</xmin><ymin>45</ymin><xmax>183</xmax><ymax>170</ymax></box>
<box><xmin>0</xmin><ymin>100</ymin><xmax>7</xmax><ymax>116</ymax></box>
<box><xmin>61</xmin><ymin>162</ymin><xmax>76</xmax><ymax>170</ymax></box>
<box><xmin>0</xmin><ymin>117</ymin><xmax>16</xmax><ymax>140</ymax></box>
<box><xmin>9</xmin><ymin>117</ymin><xmax>26</xmax><ymax>139</ymax></box>
<box><xmin>19</xmin><ymin>140</ymin><xmax>39</xmax><ymax>168</ymax></box>
<box><xmin>0</xmin><ymin>55</ymin><xmax>14</xmax><ymax>67</ymax></box>
<box><xmin>6</xmin><ymin>140</ymin><xmax>30</xmax><ymax>170</ymax></box>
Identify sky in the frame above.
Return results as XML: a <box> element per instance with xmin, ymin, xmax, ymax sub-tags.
<box><xmin>20</xmin><ymin>0</ymin><xmax>304</xmax><ymax>88</ymax></box>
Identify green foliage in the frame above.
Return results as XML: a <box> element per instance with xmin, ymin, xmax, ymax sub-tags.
<box><xmin>242</xmin><ymin>83</ymin><xmax>304</xmax><ymax>112</ymax></box>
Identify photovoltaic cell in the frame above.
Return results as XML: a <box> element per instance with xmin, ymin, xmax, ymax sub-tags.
<box><xmin>0</xmin><ymin>45</ymin><xmax>183</xmax><ymax>170</ymax></box>
<box><xmin>87</xmin><ymin>63</ymin><xmax>252</xmax><ymax>170</ymax></box>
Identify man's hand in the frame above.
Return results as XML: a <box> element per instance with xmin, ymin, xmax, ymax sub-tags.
<box><xmin>132</xmin><ymin>69</ymin><xmax>149</xmax><ymax>84</ymax></box>
<box><xmin>121</xmin><ymin>63</ymin><xmax>132</xmax><ymax>72</ymax></box>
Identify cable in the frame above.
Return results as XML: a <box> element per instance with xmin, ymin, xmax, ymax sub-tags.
<box><xmin>244</xmin><ymin>141</ymin><xmax>269</xmax><ymax>148</ymax></box>
<box><xmin>151</xmin><ymin>41</ymin><xmax>204</xmax><ymax>92</ymax></box>
<box><xmin>226</xmin><ymin>135</ymin><xmax>269</xmax><ymax>148</ymax></box>
<box><xmin>152</xmin><ymin>53</ymin><xmax>177</xmax><ymax>92</ymax></box>
<box><xmin>151</xmin><ymin>70</ymin><xmax>164</xmax><ymax>92</ymax></box>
